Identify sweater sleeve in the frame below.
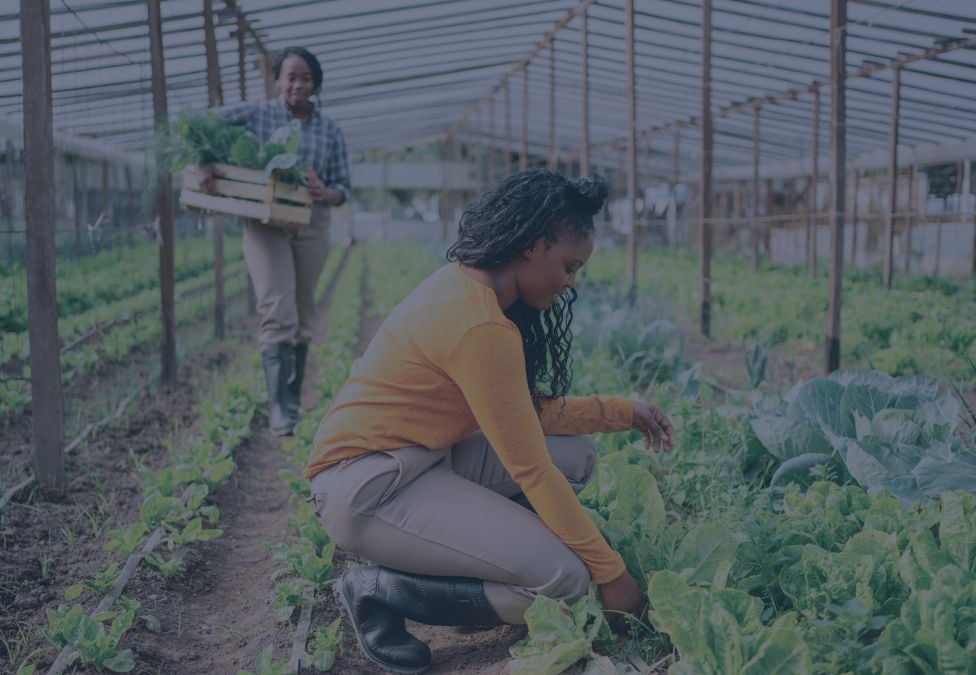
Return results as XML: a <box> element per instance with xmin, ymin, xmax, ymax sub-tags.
<box><xmin>443</xmin><ymin>322</ymin><xmax>626</xmax><ymax>584</ymax></box>
<box><xmin>537</xmin><ymin>396</ymin><xmax>634</xmax><ymax>436</ymax></box>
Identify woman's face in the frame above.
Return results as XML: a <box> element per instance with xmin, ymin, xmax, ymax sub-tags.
<box><xmin>277</xmin><ymin>54</ymin><xmax>315</xmax><ymax>110</ymax></box>
<box><xmin>515</xmin><ymin>231</ymin><xmax>594</xmax><ymax>311</ymax></box>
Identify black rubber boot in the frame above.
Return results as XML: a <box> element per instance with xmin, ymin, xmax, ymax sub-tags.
<box><xmin>286</xmin><ymin>343</ymin><xmax>308</xmax><ymax>423</ymax></box>
<box><xmin>260</xmin><ymin>343</ymin><xmax>294</xmax><ymax>436</ymax></box>
<box><xmin>336</xmin><ymin>566</ymin><xmax>504</xmax><ymax>674</ymax></box>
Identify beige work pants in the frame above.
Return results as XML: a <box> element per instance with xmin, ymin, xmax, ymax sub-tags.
<box><xmin>310</xmin><ymin>431</ymin><xmax>597</xmax><ymax>624</ymax></box>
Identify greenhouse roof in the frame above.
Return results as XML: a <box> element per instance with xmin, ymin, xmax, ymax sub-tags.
<box><xmin>2</xmin><ymin>0</ymin><xmax>975</xmax><ymax>178</ymax></box>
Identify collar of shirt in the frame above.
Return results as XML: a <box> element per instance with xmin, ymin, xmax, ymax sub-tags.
<box><xmin>277</xmin><ymin>95</ymin><xmax>319</xmax><ymax>123</ymax></box>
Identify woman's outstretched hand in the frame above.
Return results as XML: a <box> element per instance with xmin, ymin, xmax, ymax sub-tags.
<box><xmin>599</xmin><ymin>570</ymin><xmax>646</xmax><ymax>634</ymax></box>
<box><xmin>632</xmin><ymin>402</ymin><xmax>674</xmax><ymax>453</ymax></box>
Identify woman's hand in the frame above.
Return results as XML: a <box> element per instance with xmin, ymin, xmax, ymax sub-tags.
<box><xmin>303</xmin><ymin>169</ymin><xmax>344</xmax><ymax>206</ymax></box>
<box><xmin>197</xmin><ymin>164</ymin><xmax>222</xmax><ymax>193</ymax></box>
<box><xmin>632</xmin><ymin>401</ymin><xmax>674</xmax><ymax>452</ymax></box>
<box><xmin>599</xmin><ymin>570</ymin><xmax>646</xmax><ymax>634</ymax></box>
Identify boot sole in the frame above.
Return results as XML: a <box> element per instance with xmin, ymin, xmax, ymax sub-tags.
<box><xmin>335</xmin><ymin>574</ymin><xmax>431</xmax><ymax>675</ymax></box>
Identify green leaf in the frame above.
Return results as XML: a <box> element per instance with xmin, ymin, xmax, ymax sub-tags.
<box><xmin>65</xmin><ymin>583</ymin><xmax>85</xmax><ymax>601</ymax></box>
<box><xmin>102</xmin><ymin>649</ymin><xmax>135</xmax><ymax>673</ymax></box>
<box><xmin>670</xmin><ymin>524</ymin><xmax>739</xmax><ymax>586</ymax></box>
<box><xmin>752</xmin><ymin>417</ymin><xmax>831</xmax><ymax>461</ymax></box>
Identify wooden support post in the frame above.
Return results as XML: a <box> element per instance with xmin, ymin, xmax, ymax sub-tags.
<box><xmin>236</xmin><ymin>12</ymin><xmax>256</xmax><ymax>314</ymax></box>
<box><xmin>441</xmin><ymin>137</ymin><xmax>451</xmax><ymax>241</ymax></box>
<box><xmin>203</xmin><ymin>0</ymin><xmax>225</xmax><ymax>339</ymax></box>
<box><xmin>671</xmin><ymin>129</ymin><xmax>680</xmax><ymax>251</ymax></box>
<box><xmin>504</xmin><ymin>80</ymin><xmax>512</xmax><ymax>177</ymax></box>
<box><xmin>72</xmin><ymin>158</ymin><xmax>82</xmax><ymax>255</ymax></box>
<box><xmin>625</xmin><ymin>0</ymin><xmax>638</xmax><ymax>295</ymax></box>
<box><xmin>852</xmin><ymin>171</ymin><xmax>860</xmax><ymax>266</ymax></box>
<box><xmin>100</xmin><ymin>160</ymin><xmax>109</xmax><ymax>236</ymax></box>
<box><xmin>883</xmin><ymin>65</ymin><xmax>900</xmax><ymax>288</ymax></box>
<box><xmin>967</xmin><ymin>160</ymin><xmax>976</xmax><ymax>275</ymax></box>
<box><xmin>808</xmin><ymin>85</ymin><xmax>820</xmax><ymax>277</ymax></box>
<box><xmin>22</xmin><ymin>0</ymin><xmax>65</xmax><ymax>489</ymax></box>
<box><xmin>580</xmin><ymin>4</ymin><xmax>590</xmax><ymax>178</ymax></box>
<box><xmin>548</xmin><ymin>41</ymin><xmax>557</xmax><ymax>171</ymax></box>
<box><xmin>124</xmin><ymin>166</ymin><xmax>134</xmax><ymax>246</ymax></box>
<box><xmin>488</xmin><ymin>95</ymin><xmax>496</xmax><ymax>186</ymax></box>
<box><xmin>826</xmin><ymin>0</ymin><xmax>847</xmax><ymax>374</ymax></box>
<box><xmin>148</xmin><ymin>0</ymin><xmax>177</xmax><ymax>385</ymax></box>
<box><xmin>520</xmin><ymin>66</ymin><xmax>529</xmax><ymax>171</ymax></box>
<box><xmin>476</xmin><ymin>108</ymin><xmax>485</xmax><ymax>191</ymax></box>
<box><xmin>700</xmin><ymin>0</ymin><xmax>713</xmax><ymax>337</ymax></box>
<box><xmin>904</xmin><ymin>164</ymin><xmax>914</xmax><ymax>272</ymax></box>
<box><xmin>237</xmin><ymin>13</ymin><xmax>247</xmax><ymax>101</ymax></box>
<box><xmin>751</xmin><ymin>104</ymin><xmax>761</xmax><ymax>272</ymax></box>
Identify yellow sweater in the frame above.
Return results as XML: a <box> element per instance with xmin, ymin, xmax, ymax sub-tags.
<box><xmin>305</xmin><ymin>262</ymin><xmax>633</xmax><ymax>583</ymax></box>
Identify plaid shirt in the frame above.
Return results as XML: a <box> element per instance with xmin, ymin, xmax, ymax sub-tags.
<box><xmin>216</xmin><ymin>97</ymin><xmax>351</xmax><ymax>200</ymax></box>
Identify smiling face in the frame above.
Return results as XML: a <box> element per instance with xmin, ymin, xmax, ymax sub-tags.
<box><xmin>276</xmin><ymin>54</ymin><xmax>315</xmax><ymax>111</ymax></box>
<box><xmin>513</xmin><ymin>231</ymin><xmax>594</xmax><ymax>311</ymax></box>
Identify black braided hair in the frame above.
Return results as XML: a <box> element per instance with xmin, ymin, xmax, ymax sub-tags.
<box><xmin>446</xmin><ymin>169</ymin><xmax>609</xmax><ymax>402</ymax></box>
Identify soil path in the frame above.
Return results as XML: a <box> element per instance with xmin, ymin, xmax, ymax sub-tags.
<box><xmin>121</xmin><ymin>254</ymin><xmax>352</xmax><ymax>674</ymax></box>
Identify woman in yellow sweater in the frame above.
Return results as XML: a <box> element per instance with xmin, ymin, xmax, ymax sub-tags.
<box><xmin>306</xmin><ymin>169</ymin><xmax>674</xmax><ymax>674</ymax></box>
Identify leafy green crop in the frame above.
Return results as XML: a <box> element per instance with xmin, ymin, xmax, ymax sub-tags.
<box><xmin>647</xmin><ymin>570</ymin><xmax>811</xmax><ymax>675</ymax></box>
<box><xmin>171</xmin><ymin>113</ymin><xmax>308</xmax><ymax>186</ymax></box>
<box><xmin>750</xmin><ymin>370</ymin><xmax>974</xmax><ymax>502</ymax></box>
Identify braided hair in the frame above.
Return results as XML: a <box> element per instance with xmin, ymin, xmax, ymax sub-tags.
<box><xmin>446</xmin><ymin>169</ymin><xmax>608</xmax><ymax>402</ymax></box>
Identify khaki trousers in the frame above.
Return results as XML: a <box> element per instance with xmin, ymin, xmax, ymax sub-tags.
<box><xmin>243</xmin><ymin>204</ymin><xmax>330</xmax><ymax>346</ymax></box>
<box><xmin>310</xmin><ymin>431</ymin><xmax>597</xmax><ymax>624</ymax></box>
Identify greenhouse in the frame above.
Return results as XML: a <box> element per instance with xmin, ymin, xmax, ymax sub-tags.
<box><xmin>2</xmin><ymin>1</ymin><xmax>976</xmax><ymax>673</ymax></box>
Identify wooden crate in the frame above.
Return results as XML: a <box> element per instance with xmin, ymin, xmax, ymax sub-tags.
<box><xmin>179</xmin><ymin>163</ymin><xmax>313</xmax><ymax>228</ymax></box>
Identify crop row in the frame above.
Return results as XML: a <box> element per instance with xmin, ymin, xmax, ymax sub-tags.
<box><xmin>0</xmin><ymin>236</ymin><xmax>244</xmax><ymax>334</ymax></box>
<box><xmin>585</xmin><ymin>247</ymin><xmax>976</xmax><ymax>384</ymax></box>
<box><xmin>0</xmin><ymin>263</ymin><xmax>249</xmax><ymax>417</ymax></box>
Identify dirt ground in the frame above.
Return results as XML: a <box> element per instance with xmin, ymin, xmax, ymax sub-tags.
<box><xmin>0</xmin><ymin>251</ymin><xmax>533</xmax><ymax>674</ymax></box>
<box><xmin>6</xmin><ymin>249</ymin><xmax>968</xmax><ymax>674</ymax></box>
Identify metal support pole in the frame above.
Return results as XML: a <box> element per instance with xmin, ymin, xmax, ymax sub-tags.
<box><xmin>520</xmin><ymin>66</ymin><xmax>529</xmax><ymax>171</ymax></box>
<box><xmin>548</xmin><ymin>41</ymin><xmax>557</xmax><ymax>171</ymax></box>
<box><xmin>883</xmin><ymin>65</ymin><xmax>900</xmax><ymax>289</ymax></box>
<box><xmin>700</xmin><ymin>0</ymin><xmax>713</xmax><ymax>337</ymax></box>
<box><xmin>826</xmin><ymin>0</ymin><xmax>847</xmax><ymax>373</ymax></box>
<box><xmin>148</xmin><ymin>0</ymin><xmax>177</xmax><ymax>384</ymax></box>
<box><xmin>580</xmin><ymin>5</ymin><xmax>590</xmax><ymax>178</ymax></box>
<box><xmin>808</xmin><ymin>85</ymin><xmax>820</xmax><ymax>277</ymax></box>
<box><xmin>22</xmin><ymin>0</ymin><xmax>65</xmax><ymax>488</ymax></box>
<box><xmin>625</xmin><ymin>0</ymin><xmax>637</xmax><ymax>295</ymax></box>
<box><xmin>751</xmin><ymin>104</ymin><xmax>761</xmax><ymax>272</ymax></box>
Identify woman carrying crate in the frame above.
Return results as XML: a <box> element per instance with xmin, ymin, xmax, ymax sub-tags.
<box><xmin>199</xmin><ymin>46</ymin><xmax>350</xmax><ymax>436</ymax></box>
<box><xmin>305</xmin><ymin>169</ymin><xmax>674</xmax><ymax>674</ymax></box>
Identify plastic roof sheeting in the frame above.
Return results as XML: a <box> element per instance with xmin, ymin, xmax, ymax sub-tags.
<box><xmin>0</xmin><ymin>0</ymin><xmax>973</xmax><ymax>178</ymax></box>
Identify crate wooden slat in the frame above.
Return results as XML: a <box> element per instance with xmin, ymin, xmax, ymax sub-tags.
<box><xmin>179</xmin><ymin>163</ymin><xmax>313</xmax><ymax>227</ymax></box>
